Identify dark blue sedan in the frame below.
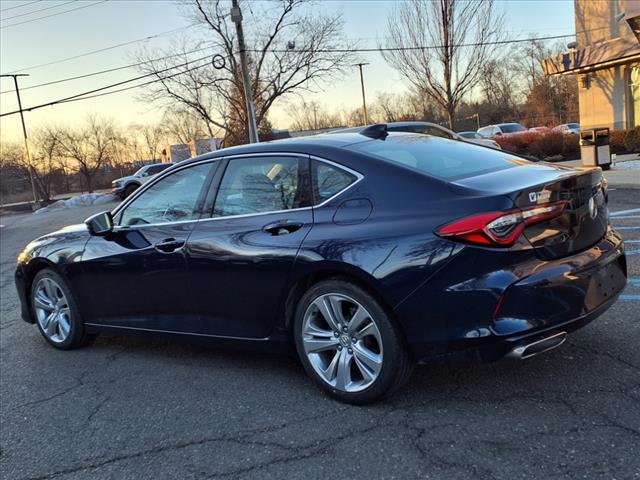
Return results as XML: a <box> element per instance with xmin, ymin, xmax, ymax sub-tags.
<box><xmin>15</xmin><ymin>126</ymin><xmax>627</xmax><ymax>404</ymax></box>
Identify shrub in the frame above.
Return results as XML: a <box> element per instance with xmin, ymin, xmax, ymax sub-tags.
<box><xmin>609</xmin><ymin>129</ymin><xmax>627</xmax><ymax>154</ymax></box>
<box><xmin>623</xmin><ymin>126</ymin><xmax>640</xmax><ymax>153</ymax></box>
<box><xmin>528</xmin><ymin>131</ymin><xmax>564</xmax><ymax>159</ymax></box>
<box><xmin>562</xmin><ymin>133</ymin><xmax>580</xmax><ymax>159</ymax></box>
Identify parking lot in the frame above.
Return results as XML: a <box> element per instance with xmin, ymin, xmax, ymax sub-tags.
<box><xmin>1</xmin><ymin>189</ymin><xmax>638</xmax><ymax>480</ymax></box>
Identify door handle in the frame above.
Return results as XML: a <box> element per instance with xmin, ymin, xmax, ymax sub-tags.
<box><xmin>154</xmin><ymin>238</ymin><xmax>185</xmax><ymax>253</ymax></box>
<box><xmin>262</xmin><ymin>221</ymin><xmax>304</xmax><ymax>236</ymax></box>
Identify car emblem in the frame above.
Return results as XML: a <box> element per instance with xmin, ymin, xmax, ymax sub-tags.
<box><xmin>589</xmin><ymin>197</ymin><xmax>598</xmax><ymax>219</ymax></box>
<box><xmin>339</xmin><ymin>334</ymin><xmax>351</xmax><ymax>347</ymax></box>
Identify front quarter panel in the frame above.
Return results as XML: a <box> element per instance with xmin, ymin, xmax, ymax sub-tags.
<box><xmin>15</xmin><ymin>224</ymin><xmax>91</xmax><ymax>323</ymax></box>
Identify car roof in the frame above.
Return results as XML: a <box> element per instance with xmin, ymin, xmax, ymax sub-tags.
<box><xmin>177</xmin><ymin>131</ymin><xmax>374</xmax><ymax>167</ymax></box>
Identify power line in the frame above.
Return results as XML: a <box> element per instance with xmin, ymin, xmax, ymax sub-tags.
<box><xmin>0</xmin><ymin>55</ymin><xmax>211</xmax><ymax>117</ymax></box>
<box><xmin>58</xmin><ymin>62</ymin><xmax>210</xmax><ymax>104</ymax></box>
<box><xmin>1</xmin><ymin>0</ymin><xmax>76</xmax><ymax>21</ymax></box>
<box><xmin>0</xmin><ymin>44</ymin><xmax>213</xmax><ymax>94</ymax></box>
<box><xmin>1</xmin><ymin>0</ymin><xmax>108</xmax><ymax>29</ymax></box>
<box><xmin>249</xmin><ymin>32</ymin><xmax>582</xmax><ymax>54</ymax></box>
<box><xmin>6</xmin><ymin>24</ymin><xmax>195</xmax><ymax>73</ymax></box>
<box><xmin>0</xmin><ymin>0</ymin><xmax>42</xmax><ymax>13</ymax></box>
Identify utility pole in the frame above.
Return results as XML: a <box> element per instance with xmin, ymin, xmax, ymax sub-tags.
<box><xmin>230</xmin><ymin>0</ymin><xmax>259</xmax><ymax>143</ymax></box>
<box><xmin>355</xmin><ymin>63</ymin><xmax>369</xmax><ymax>124</ymax></box>
<box><xmin>1</xmin><ymin>74</ymin><xmax>38</xmax><ymax>206</ymax></box>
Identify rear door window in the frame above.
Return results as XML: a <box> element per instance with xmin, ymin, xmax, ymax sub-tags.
<box><xmin>311</xmin><ymin>160</ymin><xmax>357</xmax><ymax>204</ymax></box>
<box><xmin>213</xmin><ymin>156</ymin><xmax>310</xmax><ymax>217</ymax></box>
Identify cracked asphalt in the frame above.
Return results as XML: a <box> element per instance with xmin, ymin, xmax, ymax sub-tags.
<box><xmin>1</xmin><ymin>189</ymin><xmax>639</xmax><ymax>480</ymax></box>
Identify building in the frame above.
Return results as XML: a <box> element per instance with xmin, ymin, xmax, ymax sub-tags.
<box><xmin>544</xmin><ymin>0</ymin><xmax>640</xmax><ymax>131</ymax></box>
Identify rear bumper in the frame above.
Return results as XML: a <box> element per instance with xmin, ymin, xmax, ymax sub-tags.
<box><xmin>397</xmin><ymin>227</ymin><xmax>627</xmax><ymax>363</ymax></box>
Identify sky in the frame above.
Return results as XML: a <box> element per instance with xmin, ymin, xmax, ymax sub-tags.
<box><xmin>0</xmin><ymin>0</ymin><xmax>576</xmax><ymax>142</ymax></box>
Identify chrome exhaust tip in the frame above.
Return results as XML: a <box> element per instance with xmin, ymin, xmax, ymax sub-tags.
<box><xmin>507</xmin><ymin>331</ymin><xmax>567</xmax><ymax>360</ymax></box>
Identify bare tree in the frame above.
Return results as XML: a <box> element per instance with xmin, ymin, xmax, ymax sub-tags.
<box><xmin>137</xmin><ymin>0</ymin><xmax>356</xmax><ymax>145</ymax></box>
<box><xmin>29</xmin><ymin>127</ymin><xmax>64</xmax><ymax>202</ymax></box>
<box><xmin>57</xmin><ymin>116</ymin><xmax>116</xmax><ymax>193</ymax></box>
<box><xmin>285</xmin><ymin>99</ymin><xmax>343</xmax><ymax>131</ymax></box>
<box><xmin>161</xmin><ymin>106</ymin><xmax>210</xmax><ymax>145</ymax></box>
<box><xmin>382</xmin><ymin>0</ymin><xmax>504</xmax><ymax>129</ymax></box>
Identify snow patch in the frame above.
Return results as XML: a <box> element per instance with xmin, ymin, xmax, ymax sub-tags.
<box><xmin>612</xmin><ymin>160</ymin><xmax>640</xmax><ymax>170</ymax></box>
<box><xmin>34</xmin><ymin>193</ymin><xmax>118</xmax><ymax>215</ymax></box>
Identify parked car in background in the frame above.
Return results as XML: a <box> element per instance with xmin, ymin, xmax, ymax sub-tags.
<box><xmin>457</xmin><ymin>131</ymin><xmax>503</xmax><ymax>148</ymax></box>
<box><xmin>111</xmin><ymin>162</ymin><xmax>174</xmax><ymax>198</ymax></box>
<box><xmin>15</xmin><ymin>125</ymin><xmax>626</xmax><ymax>404</ymax></box>
<box><xmin>528</xmin><ymin>126</ymin><xmax>551</xmax><ymax>134</ymax></box>
<box><xmin>334</xmin><ymin>121</ymin><xmax>501</xmax><ymax>149</ymax></box>
<box><xmin>478</xmin><ymin>123</ymin><xmax>528</xmax><ymax>137</ymax></box>
<box><xmin>554</xmin><ymin>123</ymin><xmax>581</xmax><ymax>134</ymax></box>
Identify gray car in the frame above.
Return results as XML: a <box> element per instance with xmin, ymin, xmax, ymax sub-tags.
<box><xmin>111</xmin><ymin>163</ymin><xmax>174</xmax><ymax>198</ymax></box>
<box><xmin>334</xmin><ymin>122</ymin><xmax>501</xmax><ymax>149</ymax></box>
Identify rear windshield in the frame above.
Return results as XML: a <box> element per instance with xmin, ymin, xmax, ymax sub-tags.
<box><xmin>348</xmin><ymin>134</ymin><xmax>524</xmax><ymax>180</ymax></box>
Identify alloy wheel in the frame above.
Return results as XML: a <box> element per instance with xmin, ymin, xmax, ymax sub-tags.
<box><xmin>302</xmin><ymin>293</ymin><xmax>383</xmax><ymax>392</ymax></box>
<box><xmin>33</xmin><ymin>277</ymin><xmax>71</xmax><ymax>343</ymax></box>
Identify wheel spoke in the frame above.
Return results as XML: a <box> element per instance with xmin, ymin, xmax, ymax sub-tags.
<box><xmin>304</xmin><ymin>336</ymin><xmax>339</xmax><ymax>353</ymax></box>
<box><xmin>314</xmin><ymin>296</ymin><xmax>341</xmax><ymax>331</ymax></box>
<box><xmin>334</xmin><ymin>349</ymin><xmax>352</xmax><ymax>390</ymax></box>
<box><xmin>323</xmin><ymin>349</ymin><xmax>341</xmax><ymax>382</ymax></box>
<box><xmin>355</xmin><ymin>321</ymin><xmax>376</xmax><ymax>340</ymax></box>
<box><xmin>304</xmin><ymin>322</ymin><xmax>334</xmax><ymax>338</ymax></box>
<box><xmin>57</xmin><ymin>313</ymin><xmax>70</xmax><ymax>339</ymax></box>
<box><xmin>34</xmin><ymin>291</ymin><xmax>54</xmax><ymax>311</ymax></box>
<box><xmin>352</xmin><ymin>343</ymin><xmax>382</xmax><ymax>376</ymax></box>
<box><xmin>347</xmin><ymin>306</ymin><xmax>369</xmax><ymax>335</ymax></box>
<box><xmin>45</xmin><ymin>312</ymin><xmax>59</xmax><ymax>337</ymax></box>
<box><xmin>43</xmin><ymin>279</ymin><xmax>58</xmax><ymax>302</ymax></box>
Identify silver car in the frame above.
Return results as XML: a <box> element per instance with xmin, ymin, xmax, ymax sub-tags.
<box><xmin>111</xmin><ymin>163</ymin><xmax>174</xmax><ymax>199</ymax></box>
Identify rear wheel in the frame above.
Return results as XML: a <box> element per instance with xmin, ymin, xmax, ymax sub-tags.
<box><xmin>294</xmin><ymin>279</ymin><xmax>413</xmax><ymax>404</ymax></box>
<box><xmin>31</xmin><ymin>269</ymin><xmax>94</xmax><ymax>349</ymax></box>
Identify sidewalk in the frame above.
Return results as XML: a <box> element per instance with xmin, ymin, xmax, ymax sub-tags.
<box><xmin>557</xmin><ymin>153</ymin><xmax>640</xmax><ymax>189</ymax></box>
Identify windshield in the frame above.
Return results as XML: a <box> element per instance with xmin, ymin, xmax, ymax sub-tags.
<box><xmin>458</xmin><ymin>132</ymin><xmax>479</xmax><ymax>139</ymax></box>
<box><xmin>348</xmin><ymin>134</ymin><xmax>524</xmax><ymax>180</ymax></box>
<box><xmin>500</xmin><ymin>124</ymin><xmax>526</xmax><ymax>133</ymax></box>
<box><xmin>134</xmin><ymin>166</ymin><xmax>149</xmax><ymax>177</ymax></box>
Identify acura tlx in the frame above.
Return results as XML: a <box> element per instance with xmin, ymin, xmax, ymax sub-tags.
<box><xmin>15</xmin><ymin>124</ymin><xmax>627</xmax><ymax>404</ymax></box>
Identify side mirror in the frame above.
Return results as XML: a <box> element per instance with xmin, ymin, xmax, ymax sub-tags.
<box><xmin>85</xmin><ymin>211</ymin><xmax>114</xmax><ymax>236</ymax></box>
<box><xmin>494</xmin><ymin>131</ymin><xmax>503</xmax><ymax>136</ymax></box>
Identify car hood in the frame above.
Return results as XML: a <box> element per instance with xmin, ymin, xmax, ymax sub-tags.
<box><xmin>112</xmin><ymin>174</ymin><xmax>137</xmax><ymax>183</ymax></box>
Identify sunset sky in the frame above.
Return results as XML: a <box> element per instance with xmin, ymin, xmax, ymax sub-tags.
<box><xmin>0</xmin><ymin>0</ymin><xmax>575</xmax><ymax>142</ymax></box>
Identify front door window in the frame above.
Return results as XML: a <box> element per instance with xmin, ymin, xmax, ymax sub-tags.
<box><xmin>120</xmin><ymin>163</ymin><xmax>212</xmax><ymax>226</ymax></box>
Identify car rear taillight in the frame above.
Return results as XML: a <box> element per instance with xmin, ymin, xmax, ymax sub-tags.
<box><xmin>436</xmin><ymin>201</ymin><xmax>568</xmax><ymax>247</ymax></box>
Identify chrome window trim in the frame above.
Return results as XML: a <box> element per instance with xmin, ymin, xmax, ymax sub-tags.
<box><xmin>112</xmin><ymin>152</ymin><xmax>364</xmax><ymax>229</ymax></box>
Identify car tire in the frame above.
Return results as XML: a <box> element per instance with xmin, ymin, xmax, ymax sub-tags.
<box><xmin>294</xmin><ymin>279</ymin><xmax>413</xmax><ymax>404</ymax></box>
<box><xmin>31</xmin><ymin>269</ymin><xmax>95</xmax><ymax>350</ymax></box>
<box><xmin>124</xmin><ymin>183</ymin><xmax>139</xmax><ymax>198</ymax></box>
<box><xmin>601</xmin><ymin>164</ymin><xmax>611</xmax><ymax>171</ymax></box>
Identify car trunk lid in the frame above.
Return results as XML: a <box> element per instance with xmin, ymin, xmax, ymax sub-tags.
<box><xmin>449</xmin><ymin>163</ymin><xmax>608</xmax><ymax>260</ymax></box>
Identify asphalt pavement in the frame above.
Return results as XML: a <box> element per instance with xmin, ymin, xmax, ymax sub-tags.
<box><xmin>1</xmin><ymin>190</ymin><xmax>639</xmax><ymax>480</ymax></box>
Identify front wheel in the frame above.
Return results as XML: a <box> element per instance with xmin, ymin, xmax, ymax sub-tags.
<box><xmin>294</xmin><ymin>279</ymin><xmax>413</xmax><ymax>404</ymax></box>
<box><xmin>31</xmin><ymin>269</ymin><xmax>94</xmax><ymax>349</ymax></box>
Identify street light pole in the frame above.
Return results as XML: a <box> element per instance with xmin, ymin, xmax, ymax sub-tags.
<box><xmin>1</xmin><ymin>73</ymin><xmax>38</xmax><ymax>205</ymax></box>
<box><xmin>355</xmin><ymin>63</ymin><xmax>369</xmax><ymax>124</ymax></box>
<box><xmin>230</xmin><ymin>0</ymin><xmax>259</xmax><ymax>144</ymax></box>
